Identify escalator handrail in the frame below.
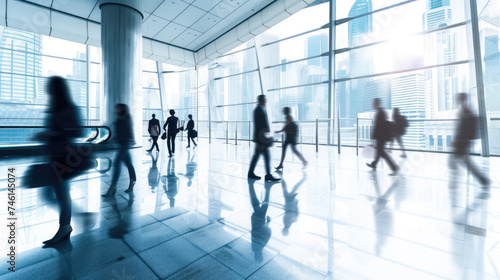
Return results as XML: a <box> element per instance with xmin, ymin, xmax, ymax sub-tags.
<box><xmin>0</xmin><ymin>126</ymin><xmax>112</xmax><ymax>144</ymax></box>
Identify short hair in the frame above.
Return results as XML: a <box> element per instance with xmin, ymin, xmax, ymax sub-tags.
<box><xmin>257</xmin><ymin>94</ymin><xmax>266</xmax><ymax>104</ymax></box>
<box><xmin>152</xmin><ymin>113</ymin><xmax>156</xmax><ymax>118</ymax></box>
<box><xmin>374</xmin><ymin>98</ymin><xmax>381</xmax><ymax>104</ymax></box>
<box><xmin>283</xmin><ymin>107</ymin><xmax>291</xmax><ymax>115</ymax></box>
<box><xmin>188</xmin><ymin>114</ymin><xmax>192</xmax><ymax>119</ymax></box>
<box><xmin>169</xmin><ymin>109</ymin><xmax>175</xmax><ymax>115</ymax></box>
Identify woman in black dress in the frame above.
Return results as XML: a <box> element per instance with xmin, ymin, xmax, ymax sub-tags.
<box><xmin>275</xmin><ymin>107</ymin><xmax>307</xmax><ymax>170</ymax></box>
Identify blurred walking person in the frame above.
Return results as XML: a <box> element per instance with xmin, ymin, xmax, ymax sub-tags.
<box><xmin>275</xmin><ymin>107</ymin><xmax>307</xmax><ymax>170</ymax></box>
<box><xmin>163</xmin><ymin>110</ymin><xmax>179</xmax><ymax>157</ymax></box>
<box><xmin>449</xmin><ymin>93</ymin><xmax>489</xmax><ymax>189</ymax></box>
<box><xmin>41</xmin><ymin>76</ymin><xmax>83</xmax><ymax>244</ymax></box>
<box><xmin>185</xmin><ymin>114</ymin><xmax>197</xmax><ymax>148</ymax></box>
<box><xmin>102</xmin><ymin>104</ymin><xmax>137</xmax><ymax>197</ymax></box>
<box><xmin>366</xmin><ymin>98</ymin><xmax>399</xmax><ymax>175</ymax></box>
<box><xmin>146</xmin><ymin>114</ymin><xmax>160</xmax><ymax>153</ymax></box>
<box><xmin>389</xmin><ymin>108</ymin><xmax>408</xmax><ymax>158</ymax></box>
<box><xmin>248</xmin><ymin>95</ymin><xmax>280</xmax><ymax>182</ymax></box>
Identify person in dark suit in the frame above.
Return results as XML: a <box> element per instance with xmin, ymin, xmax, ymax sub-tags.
<box><xmin>185</xmin><ymin>114</ymin><xmax>197</xmax><ymax>148</ymax></box>
<box><xmin>147</xmin><ymin>114</ymin><xmax>160</xmax><ymax>153</ymax></box>
<box><xmin>248</xmin><ymin>95</ymin><xmax>280</xmax><ymax>181</ymax></box>
<box><xmin>275</xmin><ymin>107</ymin><xmax>307</xmax><ymax>170</ymax></box>
<box><xmin>163</xmin><ymin>110</ymin><xmax>179</xmax><ymax>157</ymax></box>
<box><xmin>102</xmin><ymin>104</ymin><xmax>137</xmax><ymax>197</ymax></box>
<box><xmin>389</xmin><ymin>108</ymin><xmax>408</xmax><ymax>158</ymax></box>
<box><xmin>449</xmin><ymin>93</ymin><xmax>489</xmax><ymax>189</ymax></box>
<box><xmin>366</xmin><ymin>98</ymin><xmax>399</xmax><ymax>175</ymax></box>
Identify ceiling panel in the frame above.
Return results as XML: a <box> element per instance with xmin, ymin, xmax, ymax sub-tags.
<box><xmin>51</xmin><ymin>11</ymin><xmax>88</xmax><ymax>43</ymax></box>
<box><xmin>52</xmin><ymin>0</ymin><xmax>98</xmax><ymax>19</ymax></box>
<box><xmin>86</xmin><ymin>21</ymin><xmax>100</xmax><ymax>46</ymax></box>
<box><xmin>88</xmin><ymin>4</ymin><xmax>100</xmax><ymax>22</ymax></box>
<box><xmin>7</xmin><ymin>0</ymin><xmax>51</xmax><ymax>35</ymax></box>
<box><xmin>23</xmin><ymin>0</ymin><xmax>52</xmax><ymax>7</ymax></box>
<box><xmin>174</xmin><ymin>5</ymin><xmax>205</xmax><ymax>27</ymax></box>
<box><xmin>210</xmin><ymin>0</ymin><xmax>249</xmax><ymax>18</ymax></box>
<box><xmin>190</xmin><ymin>12</ymin><xmax>222</xmax><ymax>33</ymax></box>
<box><xmin>154</xmin><ymin>0</ymin><xmax>189</xmax><ymax>21</ymax></box>
<box><xmin>143</xmin><ymin>0</ymin><xmax>163</xmax><ymax>13</ymax></box>
<box><xmin>192</xmin><ymin>0</ymin><xmax>222</xmax><ymax>12</ymax></box>
<box><xmin>170</xmin><ymin>28</ymin><xmax>201</xmax><ymax>46</ymax></box>
<box><xmin>154</xmin><ymin>22</ymin><xmax>186</xmax><ymax>43</ymax></box>
<box><xmin>143</xmin><ymin>14</ymin><xmax>169</xmax><ymax>38</ymax></box>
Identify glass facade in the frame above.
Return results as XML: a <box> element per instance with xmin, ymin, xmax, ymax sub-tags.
<box><xmin>0</xmin><ymin>1</ymin><xmax>499</xmax><ymax>156</ymax></box>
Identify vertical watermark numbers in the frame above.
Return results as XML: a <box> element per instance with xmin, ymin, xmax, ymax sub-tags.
<box><xmin>6</xmin><ymin>168</ymin><xmax>17</xmax><ymax>272</ymax></box>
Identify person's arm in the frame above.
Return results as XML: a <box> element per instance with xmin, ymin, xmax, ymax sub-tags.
<box><xmin>163</xmin><ymin>118</ymin><xmax>168</xmax><ymax>131</ymax></box>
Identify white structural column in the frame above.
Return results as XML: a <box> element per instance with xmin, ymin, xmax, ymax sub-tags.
<box><xmin>99</xmin><ymin>0</ymin><xmax>143</xmax><ymax>144</ymax></box>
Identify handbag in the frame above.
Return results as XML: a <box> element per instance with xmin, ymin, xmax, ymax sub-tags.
<box><xmin>24</xmin><ymin>144</ymin><xmax>96</xmax><ymax>188</ymax></box>
<box><xmin>191</xmin><ymin>130</ymin><xmax>197</xmax><ymax>138</ymax></box>
<box><xmin>161</xmin><ymin>132</ymin><xmax>167</xmax><ymax>140</ymax></box>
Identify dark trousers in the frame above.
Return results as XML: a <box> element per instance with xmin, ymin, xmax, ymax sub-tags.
<box><xmin>449</xmin><ymin>140</ymin><xmax>488</xmax><ymax>184</ymax></box>
<box><xmin>167</xmin><ymin>133</ymin><xmax>176</xmax><ymax>155</ymax></box>
<box><xmin>371</xmin><ymin>139</ymin><xmax>398</xmax><ymax>171</ymax></box>
<box><xmin>248</xmin><ymin>143</ymin><xmax>271</xmax><ymax>175</ymax></box>
<box><xmin>150</xmin><ymin>136</ymin><xmax>159</xmax><ymax>151</ymax></box>
<box><xmin>111</xmin><ymin>143</ymin><xmax>136</xmax><ymax>185</ymax></box>
<box><xmin>187</xmin><ymin>134</ymin><xmax>196</xmax><ymax>146</ymax></box>
<box><xmin>53</xmin><ymin>180</ymin><xmax>71</xmax><ymax>226</ymax></box>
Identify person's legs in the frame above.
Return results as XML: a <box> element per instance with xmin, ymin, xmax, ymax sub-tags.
<box><xmin>378</xmin><ymin>141</ymin><xmax>398</xmax><ymax>171</ymax></box>
<box><xmin>396</xmin><ymin>135</ymin><xmax>406</xmax><ymax>156</ymax></box>
<box><xmin>123</xmin><ymin>147</ymin><xmax>136</xmax><ymax>181</ymax></box>
<box><xmin>53</xmin><ymin>180</ymin><xmax>71</xmax><ymax>226</ymax></box>
<box><xmin>291</xmin><ymin>144</ymin><xmax>307</xmax><ymax>164</ymax></box>
<box><xmin>262</xmin><ymin>146</ymin><xmax>271</xmax><ymax>175</ymax></box>
<box><xmin>464</xmin><ymin>154</ymin><xmax>489</xmax><ymax>185</ymax></box>
<box><xmin>192</xmin><ymin>136</ymin><xmax>197</xmax><ymax>146</ymax></box>
<box><xmin>187</xmin><ymin>134</ymin><xmax>191</xmax><ymax>147</ymax></box>
<box><xmin>248</xmin><ymin>145</ymin><xmax>262</xmax><ymax>175</ymax></box>
<box><xmin>111</xmin><ymin>146</ymin><xmax>126</xmax><ymax>185</ymax></box>
<box><xmin>152</xmin><ymin>136</ymin><xmax>159</xmax><ymax>151</ymax></box>
<box><xmin>172</xmin><ymin>134</ymin><xmax>176</xmax><ymax>154</ymax></box>
<box><xmin>371</xmin><ymin>140</ymin><xmax>382</xmax><ymax>166</ymax></box>
<box><xmin>167</xmin><ymin>134</ymin><xmax>173</xmax><ymax>155</ymax></box>
<box><xmin>277</xmin><ymin>142</ymin><xmax>288</xmax><ymax>168</ymax></box>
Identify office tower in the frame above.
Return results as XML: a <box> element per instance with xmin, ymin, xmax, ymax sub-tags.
<box><xmin>424</xmin><ymin>0</ymin><xmax>457</xmax><ymax>111</ymax></box>
<box><xmin>363</xmin><ymin>78</ymin><xmax>391</xmax><ymax>112</ymax></box>
<box><xmin>347</xmin><ymin>0</ymin><xmax>372</xmax><ymax>118</ymax></box>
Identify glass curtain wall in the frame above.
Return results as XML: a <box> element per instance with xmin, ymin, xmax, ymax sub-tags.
<box><xmin>335</xmin><ymin>0</ymin><xmax>476</xmax><ymax>153</ymax></box>
<box><xmin>477</xmin><ymin>0</ymin><xmax>500</xmax><ymax>155</ymax></box>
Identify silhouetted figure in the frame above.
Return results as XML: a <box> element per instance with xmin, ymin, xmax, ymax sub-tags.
<box><xmin>275</xmin><ymin>107</ymin><xmax>307</xmax><ymax>170</ymax></box>
<box><xmin>185</xmin><ymin>114</ymin><xmax>197</xmax><ymax>148</ymax></box>
<box><xmin>148</xmin><ymin>152</ymin><xmax>159</xmax><ymax>192</ymax></box>
<box><xmin>179</xmin><ymin>149</ymin><xmax>197</xmax><ymax>187</ymax></box>
<box><xmin>248</xmin><ymin>179</ymin><xmax>275</xmax><ymax>262</ymax></box>
<box><xmin>41</xmin><ymin>76</ymin><xmax>83</xmax><ymax>245</ymax></box>
<box><xmin>163</xmin><ymin>110</ymin><xmax>179</xmax><ymax>157</ymax></box>
<box><xmin>102</xmin><ymin>104</ymin><xmax>137</xmax><ymax>197</ymax></box>
<box><xmin>281</xmin><ymin>172</ymin><xmax>306</xmax><ymax>236</ymax></box>
<box><xmin>248</xmin><ymin>95</ymin><xmax>280</xmax><ymax>181</ymax></box>
<box><xmin>366</xmin><ymin>98</ymin><xmax>399</xmax><ymax>175</ymax></box>
<box><xmin>147</xmin><ymin>114</ymin><xmax>160</xmax><ymax>152</ymax></box>
<box><xmin>162</xmin><ymin>157</ymin><xmax>179</xmax><ymax>207</ymax></box>
<box><xmin>449</xmin><ymin>93</ymin><xmax>489</xmax><ymax>189</ymax></box>
<box><xmin>389</xmin><ymin>108</ymin><xmax>408</xmax><ymax>158</ymax></box>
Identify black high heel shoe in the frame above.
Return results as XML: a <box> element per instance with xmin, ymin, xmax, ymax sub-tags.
<box><xmin>43</xmin><ymin>225</ymin><xmax>72</xmax><ymax>244</ymax></box>
<box><xmin>125</xmin><ymin>180</ymin><xmax>136</xmax><ymax>193</ymax></box>
<box><xmin>102</xmin><ymin>185</ymin><xmax>117</xmax><ymax>198</ymax></box>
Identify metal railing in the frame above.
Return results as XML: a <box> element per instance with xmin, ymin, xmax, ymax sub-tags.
<box><xmin>198</xmin><ymin>120</ymin><xmax>252</xmax><ymax>145</ymax></box>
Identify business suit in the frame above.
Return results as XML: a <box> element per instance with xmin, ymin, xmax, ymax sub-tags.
<box><xmin>186</xmin><ymin>119</ymin><xmax>196</xmax><ymax>147</ymax></box>
<box><xmin>163</xmin><ymin>116</ymin><xmax>178</xmax><ymax>156</ymax></box>
<box><xmin>369</xmin><ymin>108</ymin><xmax>398</xmax><ymax>171</ymax></box>
<box><xmin>248</xmin><ymin>105</ymin><xmax>271</xmax><ymax>176</ymax></box>
<box><xmin>148</xmin><ymin>117</ymin><xmax>160</xmax><ymax>152</ymax></box>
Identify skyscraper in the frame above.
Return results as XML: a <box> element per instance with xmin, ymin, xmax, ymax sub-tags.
<box><xmin>347</xmin><ymin>0</ymin><xmax>372</xmax><ymax>118</ymax></box>
<box><xmin>424</xmin><ymin>0</ymin><xmax>457</xmax><ymax>111</ymax></box>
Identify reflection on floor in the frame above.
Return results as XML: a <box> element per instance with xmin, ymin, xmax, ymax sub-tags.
<box><xmin>1</xmin><ymin>138</ymin><xmax>499</xmax><ymax>279</ymax></box>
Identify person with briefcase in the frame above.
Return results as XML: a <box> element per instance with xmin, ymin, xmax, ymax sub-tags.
<box><xmin>185</xmin><ymin>114</ymin><xmax>197</xmax><ymax>148</ymax></box>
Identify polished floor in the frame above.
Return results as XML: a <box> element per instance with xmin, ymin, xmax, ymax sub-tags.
<box><xmin>0</xmin><ymin>138</ymin><xmax>499</xmax><ymax>279</ymax></box>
